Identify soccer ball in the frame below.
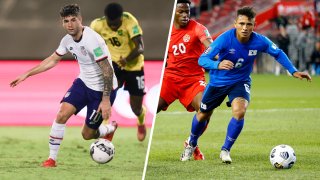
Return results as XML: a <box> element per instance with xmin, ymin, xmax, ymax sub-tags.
<box><xmin>269</xmin><ymin>144</ymin><xmax>296</xmax><ymax>169</ymax></box>
<box><xmin>90</xmin><ymin>139</ymin><xmax>115</xmax><ymax>164</ymax></box>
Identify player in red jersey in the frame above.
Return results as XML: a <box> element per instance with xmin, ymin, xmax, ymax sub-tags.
<box><xmin>157</xmin><ymin>0</ymin><xmax>212</xmax><ymax>160</ymax></box>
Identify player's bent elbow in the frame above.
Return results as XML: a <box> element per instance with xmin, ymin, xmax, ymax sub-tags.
<box><xmin>198</xmin><ymin>57</ymin><xmax>205</xmax><ymax>67</ymax></box>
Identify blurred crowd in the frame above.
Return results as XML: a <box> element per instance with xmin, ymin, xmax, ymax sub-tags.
<box><xmin>272</xmin><ymin>5</ymin><xmax>320</xmax><ymax>76</ymax></box>
<box><xmin>189</xmin><ymin>0</ymin><xmax>320</xmax><ymax>76</ymax></box>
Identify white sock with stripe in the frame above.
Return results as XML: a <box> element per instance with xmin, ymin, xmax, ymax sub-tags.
<box><xmin>48</xmin><ymin>121</ymin><xmax>66</xmax><ymax>160</ymax></box>
<box><xmin>98</xmin><ymin>124</ymin><xmax>115</xmax><ymax>138</ymax></box>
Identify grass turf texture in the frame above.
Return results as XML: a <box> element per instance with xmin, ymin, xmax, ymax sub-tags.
<box><xmin>0</xmin><ymin>126</ymin><xmax>149</xmax><ymax>180</ymax></box>
<box><xmin>146</xmin><ymin>74</ymin><xmax>320</xmax><ymax>179</ymax></box>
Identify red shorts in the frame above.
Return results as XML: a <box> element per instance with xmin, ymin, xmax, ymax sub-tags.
<box><xmin>160</xmin><ymin>75</ymin><xmax>206</xmax><ymax>112</ymax></box>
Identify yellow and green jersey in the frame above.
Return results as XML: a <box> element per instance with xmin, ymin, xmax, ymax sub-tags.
<box><xmin>90</xmin><ymin>12</ymin><xmax>144</xmax><ymax>71</ymax></box>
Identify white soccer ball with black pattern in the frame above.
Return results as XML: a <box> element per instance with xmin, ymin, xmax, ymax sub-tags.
<box><xmin>269</xmin><ymin>144</ymin><xmax>296</xmax><ymax>169</ymax></box>
<box><xmin>90</xmin><ymin>139</ymin><xmax>115</xmax><ymax>164</ymax></box>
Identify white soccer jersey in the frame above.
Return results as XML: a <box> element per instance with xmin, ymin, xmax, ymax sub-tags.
<box><xmin>56</xmin><ymin>26</ymin><xmax>118</xmax><ymax>91</ymax></box>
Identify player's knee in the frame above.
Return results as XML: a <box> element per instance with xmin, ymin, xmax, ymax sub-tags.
<box><xmin>56</xmin><ymin>111</ymin><xmax>69</xmax><ymax>124</ymax></box>
<box><xmin>197</xmin><ymin>111</ymin><xmax>212</xmax><ymax>121</ymax></box>
<box><xmin>232</xmin><ymin>108</ymin><xmax>246</xmax><ymax>120</ymax></box>
<box><xmin>81</xmin><ymin>131</ymin><xmax>94</xmax><ymax>140</ymax></box>
<box><xmin>157</xmin><ymin>98</ymin><xmax>167</xmax><ymax>113</ymax></box>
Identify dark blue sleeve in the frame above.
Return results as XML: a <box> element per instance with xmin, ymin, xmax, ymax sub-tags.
<box><xmin>198</xmin><ymin>34</ymin><xmax>225</xmax><ymax>69</ymax></box>
<box><xmin>261</xmin><ymin>36</ymin><xmax>298</xmax><ymax>74</ymax></box>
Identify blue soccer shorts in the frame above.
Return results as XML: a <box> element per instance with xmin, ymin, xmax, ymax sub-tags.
<box><xmin>61</xmin><ymin>78</ymin><xmax>117</xmax><ymax>129</ymax></box>
<box><xmin>200</xmin><ymin>81</ymin><xmax>251</xmax><ymax>112</ymax></box>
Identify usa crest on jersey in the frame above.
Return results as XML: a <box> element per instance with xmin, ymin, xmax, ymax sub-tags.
<box><xmin>80</xmin><ymin>46</ymin><xmax>87</xmax><ymax>56</ymax></box>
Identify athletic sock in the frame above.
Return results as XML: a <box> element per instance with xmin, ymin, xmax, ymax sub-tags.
<box><xmin>137</xmin><ymin>105</ymin><xmax>146</xmax><ymax>125</ymax></box>
<box><xmin>48</xmin><ymin>121</ymin><xmax>66</xmax><ymax>161</ymax></box>
<box><xmin>98</xmin><ymin>123</ymin><xmax>116</xmax><ymax>138</ymax></box>
<box><xmin>221</xmin><ymin>117</ymin><xmax>244</xmax><ymax>151</ymax></box>
<box><xmin>189</xmin><ymin>114</ymin><xmax>208</xmax><ymax>147</ymax></box>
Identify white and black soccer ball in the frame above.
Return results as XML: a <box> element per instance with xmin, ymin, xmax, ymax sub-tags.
<box><xmin>269</xmin><ymin>144</ymin><xmax>296</xmax><ymax>169</ymax></box>
<box><xmin>90</xmin><ymin>139</ymin><xmax>115</xmax><ymax>164</ymax></box>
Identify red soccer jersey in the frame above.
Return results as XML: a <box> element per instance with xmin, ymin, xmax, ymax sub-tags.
<box><xmin>165</xmin><ymin>19</ymin><xmax>211</xmax><ymax>77</ymax></box>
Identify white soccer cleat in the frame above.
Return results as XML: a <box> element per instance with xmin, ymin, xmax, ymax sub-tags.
<box><xmin>220</xmin><ymin>149</ymin><xmax>232</xmax><ymax>164</ymax></box>
<box><xmin>180</xmin><ymin>144</ymin><xmax>196</xmax><ymax>161</ymax></box>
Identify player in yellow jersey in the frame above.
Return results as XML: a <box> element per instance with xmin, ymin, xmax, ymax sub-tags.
<box><xmin>90</xmin><ymin>3</ymin><xmax>146</xmax><ymax>141</ymax></box>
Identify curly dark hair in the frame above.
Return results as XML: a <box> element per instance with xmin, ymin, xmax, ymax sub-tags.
<box><xmin>177</xmin><ymin>0</ymin><xmax>191</xmax><ymax>4</ymax></box>
<box><xmin>59</xmin><ymin>4</ymin><xmax>81</xmax><ymax>17</ymax></box>
<box><xmin>237</xmin><ymin>6</ymin><xmax>256</xmax><ymax>20</ymax></box>
<box><xmin>104</xmin><ymin>3</ymin><xmax>123</xmax><ymax>20</ymax></box>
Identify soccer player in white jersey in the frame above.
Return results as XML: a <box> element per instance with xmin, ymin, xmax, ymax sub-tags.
<box><xmin>10</xmin><ymin>4</ymin><xmax>118</xmax><ymax>168</ymax></box>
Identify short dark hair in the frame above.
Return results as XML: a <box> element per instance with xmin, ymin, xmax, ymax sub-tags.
<box><xmin>177</xmin><ymin>0</ymin><xmax>191</xmax><ymax>4</ymax></box>
<box><xmin>104</xmin><ymin>3</ymin><xmax>123</xmax><ymax>20</ymax></box>
<box><xmin>60</xmin><ymin>4</ymin><xmax>81</xmax><ymax>17</ymax></box>
<box><xmin>237</xmin><ymin>6</ymin><xmax>256</xmax><ymax>20</ymax></box>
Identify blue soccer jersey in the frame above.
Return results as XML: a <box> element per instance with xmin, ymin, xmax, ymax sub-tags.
<box><xmin>199</xmin><ymin>28</ymin><xmax>297</xmax><ymax>87</ymax></box>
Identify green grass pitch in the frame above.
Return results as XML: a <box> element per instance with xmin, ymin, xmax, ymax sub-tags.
<box><xmin>145</xmin><ymin>74</ymin><xmax>320</xmax><ymax>179</ymax></box>
<box><xmin>0</xmin><ymin>126</ymin><xmax>149</xmax><ymax>180</ymax></box>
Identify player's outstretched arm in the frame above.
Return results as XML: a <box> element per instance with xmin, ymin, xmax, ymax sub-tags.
<box><xmin>10</xmin><ymin>53</ymin><xmax>62</xmax><ymax>87</ymax></box>
<box><xmin>292</xmin><ymin>71</ymin><xmax>312</xmax><ymax>82</ymax></box>
<box><xmin>96</xmin><ymin>58</ymin><xmax>113</xmax><ymax>120</ymax></box>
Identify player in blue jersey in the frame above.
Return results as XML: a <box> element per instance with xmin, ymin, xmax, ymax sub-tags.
<box><xmin>180</xmin><ymin>6</ymin><xmax>312</xmax><ymax>162</ymax></box>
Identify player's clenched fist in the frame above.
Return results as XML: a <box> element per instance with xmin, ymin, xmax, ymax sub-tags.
<box><xmin>218</xmin><ymin>60</ymin><xmax>234</xmax><ymax>70</ymax></box>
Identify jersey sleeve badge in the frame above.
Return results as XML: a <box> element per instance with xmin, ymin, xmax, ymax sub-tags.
<box><xmin>94</xmin><ymin>47</ymin><xmax>103</xmax><ymax>57</ymax></box>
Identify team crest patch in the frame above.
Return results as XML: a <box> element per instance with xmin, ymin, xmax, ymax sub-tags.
<box><xmin>204</xmin><ymin>29</ymin><xmax>210</xmax><ymax>37</ymax></box>
<box><xmin>80</xmin><ymin>46</ymin><xmax>87</xmax><ymax>56</ymax></box>
<box><xmin>118</xmin><ymin>30</ymin><xmax>123</xmax><ymax>36</ymax></box>
<box><xmin>93</xmin><ymin>47</ymin><xmax>103</xmax><ymax>57</ymax></box>
<box><xmin>132</xmin><ymin>25</ymin><xmax>139</xmax><ymax>35</ymax></box>
<box><xmin>248</xmin><ymin>50</ymin><xmax>257</xmax><ymax>56</ymax></box>
<box><xmin>183</xmin><ymin>34</ymin><xmax>190</xmax><ymax>42</ymax></box>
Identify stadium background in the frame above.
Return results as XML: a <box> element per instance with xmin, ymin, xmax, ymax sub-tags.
<box><xmin>0</xmin><ymin>0</ymin><xmax>174</xmax><ymax>127</ymax></box>
<box><xmin>192</xmin><ymin>0</ymin><xmax>318</xmax><ymax>74</ymax></box>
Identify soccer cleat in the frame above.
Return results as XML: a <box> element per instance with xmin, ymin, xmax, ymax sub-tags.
<box><xmin>220</xmin><ymin>149</ymin><xmax>232</xmax><ymax>164</ymax></box>
<box><xmin>137</xmin><ymin>124</ymin><xmax>146</xmax><ymax>141</ymax></box>
<box><xmin>103</xmin><ymin>121</ymin><xmax>118</xmax><ymax>141</ymax></box>
<box><xmin>180</xmin><ymin>144</ymin><xmax>196</xmax><ymax>161</ymax></box>
<box><xmin>42</xmin><ymin>158</ymin><xmax>56</xmax><ymax>167</ymax></box>
<box><xmin>184</xmin><ymin>139</ymin><xmax>205</xmax><ymax>160</ymax></box>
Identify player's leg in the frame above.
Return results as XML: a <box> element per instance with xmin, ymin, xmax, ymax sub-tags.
<box><xmin>180</xmin><ymin>79</ymin><xmax>209</xmax><ymax>161</ymax></box>
<box><xmin>124</xmin><ymin>69</ymin><xmax>147</xmax><ymax>141</ymax></box>
<box><xmin>157</xmin><ymin>97</ymin><xmax>168</xmax><ymax>113</ymax></box>
<box><xmin>42</xmin><ymin>102</ymin><xmax>76</xmax><ymax>167</ymax></box>
<box><xmin>81</xmin><ymin>88</ymin><xmax>118</xmax><ymax>141</ymax></box>
<box><xmin>220</xmin><ymin>82</ymin><xmax>250</xmax><ymax>164</ymax></box>
<box><xmin>182</xmin><ymin>110</ymin><xmax>212</xmax><ymax>161</ymax></box>
<box><xmin>129</xmin><ymin>95</ymin><xmax>147</xmax><ymax>141</ymax></box>
<box><xmin>157</xmin><ymin>75</ymin><xmax>177</xmax><ymax>113</ymax></box>
<box><xmin>186</xmin><ymin>91</ymin><xmax>208</xmax><ymax>160</ymax></box>
<box><xmin>182</xmin><ymin>85</ymin><xmax>226</xmax><ymax>161</ymax></box>
<box><xmin>43</xmin><ymin>78</ymin><xmax>87</xmax><ymax>167</ymax></box>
